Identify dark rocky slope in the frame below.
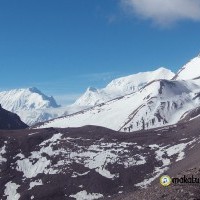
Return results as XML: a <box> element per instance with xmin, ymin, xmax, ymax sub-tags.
<box><xmin>0</xmin><ymin>104</ymin><xmax>28</xmax><ymax>130</ymax></box>
<box><xmin>106</xmin><ymin>167</ymin><xmax>200</xmax><ymax>200</ymax></box>
<box><xmin>1</xmin><ymin>117</ymin><xmax>200</xmax><ymax>199</ymax></box>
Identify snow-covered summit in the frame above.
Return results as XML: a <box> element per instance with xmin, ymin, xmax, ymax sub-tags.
<box><xmin>174</xmin><ymin>55</ymin><xmax>200</xmax><ymax>80</ymax></box>
<box><xmin>105</xmin><ymin>67</ymin><xmax>174</xmax><ymax>93</ymax></box>
<box><xmin>0</xmin><ymin>87</ymin><xmax>59</xmax><ymax>112</ymax></box>
<box><xmin>87</xmin><ymin>87</ymin><xmax>98</xmax><ymax>92</ymax></box>
<box><xmin>74</xmin><ymin>67</ymin><xmax>175</xmax><ymax>107</ymax></box>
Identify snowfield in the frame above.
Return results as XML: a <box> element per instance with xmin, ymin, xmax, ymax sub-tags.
<box><xmin>175</xmin><ymin>55</ymin><xmax>200</xmax><ymax>80</ymax></box>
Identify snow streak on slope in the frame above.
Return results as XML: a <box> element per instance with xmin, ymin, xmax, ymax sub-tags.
<box><xmin>70</xmin><ymin>190</ymin><xmax>103</xmax><ymax>200</ymax></box>
<box><xmin>38</xmin><ymin>78</ymin><xmax>200</xmax><ymax>132</ymax></box>
<box><xmin>74</xmin><ymin>68</ymin><xmax>175</xmax><ymax>107</ymax></box>
<box><xmin>174</xmin><ymin>55</ymin><xmax>200</xmax><ymax>80</ymax></box>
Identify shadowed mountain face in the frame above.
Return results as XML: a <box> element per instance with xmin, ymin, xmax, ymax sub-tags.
<box><xmin>0</xmin><ymin>105</ymin><xmax>28</xmax><ymax>130</ymax></box>
<box><xmin>1</xmin><ymin>117</ymin><xmax>200</xmax><ymax>199</ymax></box>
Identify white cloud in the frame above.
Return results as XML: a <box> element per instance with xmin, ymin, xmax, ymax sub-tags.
<box><xmin>121</xmin><ymin>0</ymin><xmax>200</xmax><ymax>26</ymax></box>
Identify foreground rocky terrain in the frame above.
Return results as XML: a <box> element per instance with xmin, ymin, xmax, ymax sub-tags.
<box><xmin>106</xmin><ymin>167</ymin><xmax>200</xmax><ymax>200</ymax></box>
<box><xmin>1</xmin><ymin>114</ymin><xmax>200</xmax><ymax>199</ymax></box>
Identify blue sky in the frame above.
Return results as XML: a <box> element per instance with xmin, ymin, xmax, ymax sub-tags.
<box><xmin>1</xmin><ymin>0</ymin><xmax>200</xmax><ymax>105</ymax></box>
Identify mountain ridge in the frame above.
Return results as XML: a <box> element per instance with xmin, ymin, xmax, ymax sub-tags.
<box><xmin>74</xmin><ymin>67</ymin><xmax>175</xmax><ymax>107</ymax></box>
<box><xmin>174</xmin><ymin>55</ymin><xmax>200</xmax><ymax>80</ymax></box>
<box><xmin>1</xmin><ymin>54</ymin><xmax>200</xmax><ymax>128</ymax></box>
<box><xmin>0</xmin><ymin>68</ymin><xmax>174</xmax><ymax>126</ymax></box>
<box><xmin>36</xmin><ymin>78</ymin><xmax>200</xmax><ymax>132</ymax></box>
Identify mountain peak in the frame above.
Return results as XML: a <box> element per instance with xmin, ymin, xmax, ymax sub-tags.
<box><xmin>28</xmin><ymin>87</ymin><xmax>41</xmax><ymax>93</ymax></box>
<box><xmin>74</xmin><ymin>68</ymin><xmax>175</xmax><ymax>107</ymax></box>
<box><xmin>155</xmin><ymin>67</ymin><xmax>173</xmax><ymax>74</ymax></box>
<box><xmin>0</xmin><ymin>87</ymin><xmax>60</xmax><ymax>112</ymax></box>
<box><xmin>87</xmin><ymin>87</ymin><xmax>98</xmax><ymax>92</ymax></box>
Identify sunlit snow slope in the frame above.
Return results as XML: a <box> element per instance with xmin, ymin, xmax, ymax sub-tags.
<box><xmin>36</xmin><ymin>54</ymin><xmax>200</xmax><ymax>131</ymax></box>
<box><xmin>74</xmin><ymin>68</ymin><xmax>175</xmax><ymax>107</ymax></box>
<box><xmin>174</xmin><ymin>55</ymin><xmax>200</xmax><ymax>80</ymax></box>
<box><xmin>37</xmin><ymin>78</ymin><xmax>200</xmax><ymax>132</ymax></box>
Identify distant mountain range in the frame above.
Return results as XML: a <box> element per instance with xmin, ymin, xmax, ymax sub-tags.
<box><xmin>0</xmin><ymin>88</ymin><xmax>84</xmax><ymax>125</ymax></box>
<box><xmin>36</xmin><ymin>55</ymin><xmax>200</xmax><ymax>132</ymax></box>
<box><xmin>1</xmin><ymin>54</ymin><xmax>200</xmax><ymax>131</ymax></box>
<box><xmin>0</xmin><ymin>68</ymin><xmax>174</xmax><ymax>126</ymax></box>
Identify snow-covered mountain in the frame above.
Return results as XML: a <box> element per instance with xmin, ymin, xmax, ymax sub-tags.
<box><xmin>0</xmin><ymin>87</ymin><xmax>59</xmax><ymax>111</ymax></box>
<box><xmin>0</xmin><ymin>68</ymin><xmax>174</xmax><ymax>126</ymax></box>
<box><xmin>37</xmin><ymin>78</ymin><xmax>200</xmax><ymax>131</ymax></box>
<box><xmin>174</xmin><ymin>54</ymin><xmax>200</xmax><ymax>80</ymax></box>
<box><xmin>0</xmin><ymin>87</ymin><xmax>87</xmax><ymax>125</ymax></box>
<box><xmin>3</xmin><ymin>54</ymin><xmax>200</xmax><ymax>129</ymax></box>
<box><xmin>0</xmin><ymin>88</ymin><xmax>62</xmax><ymax>125</ymax></box>
<box><xmin>74</xmin><ymin>67</ymin><xmax>175</xmax><ymax>107</ymax></box>
<box><xmin>36</xmin><ymin>54</ymin><xmax>200</xmax><ymax>132</ymax></box>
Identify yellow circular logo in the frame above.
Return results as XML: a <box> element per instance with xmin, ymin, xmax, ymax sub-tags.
<box><xmin>160</xmin><ymin>175</ymin><xmax>172</xmax><ymax>187</ymax></box>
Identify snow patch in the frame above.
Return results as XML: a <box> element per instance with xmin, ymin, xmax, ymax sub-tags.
<box><xmin>69</xmin><ymin>142</ymin><xmax>146</xmax><ymax>179</ymax></box>
<box><xmin>69</xmin><ymin>190</ymin><xmax>103</xmax><ymax>200</ymax></box>
<box><xmin>16</xmin><ymin>133</ymin><xmax>62</xmax><ymax>178</ymax></box>
<box><xmin>0</xmin><ymin>145</ymin><xmax>7</xmax><ymax>164</ymax></box>
<box><xmin>72</xmin><ymin>171</ymin><xmax>90</xmax><ymax>178</ymax></box>
<box><xmin>4</xmin><ymin>181</ymin><xmax>20</xmax><ymax>200</ymax></box>
<box><xmin>29</xmin><ymin>180</ymin><xmax>43</xmax><ymax>190</ymax></box>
